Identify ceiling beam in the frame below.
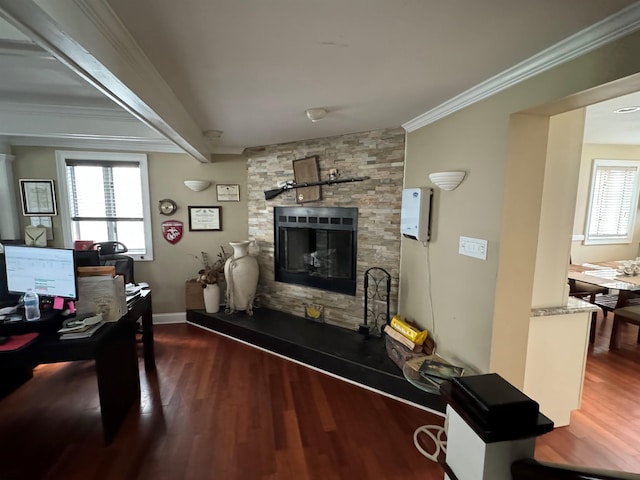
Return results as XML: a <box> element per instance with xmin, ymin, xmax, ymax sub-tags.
<box><xmin>0</xmin><ymin>0</ymin><xmax>214</xmax><ymax>162</ymax></box>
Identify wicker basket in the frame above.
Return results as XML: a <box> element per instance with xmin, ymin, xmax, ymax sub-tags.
<box><xmin>385</xmin><ymin>334</ymin><xmax>425</xmax><ymax>370</ymax></box>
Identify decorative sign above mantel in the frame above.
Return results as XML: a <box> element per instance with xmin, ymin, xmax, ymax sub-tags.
<box><xmin>264</xmin><ymin>175</ymin><xmax>370</xmax><ymax>200</ymax></box>
<box><xmin>292</xmin><ymin>156</ymin><xmax>321</xmax><ymax>203</ymax></box>
<box><xmin>263</xmin><ymin>155</ymin><xmax>371</xmax><ymax>201</ymax></box>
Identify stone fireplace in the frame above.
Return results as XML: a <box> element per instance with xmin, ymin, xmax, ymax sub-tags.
<box><xmin>246</xmin><ymin>127</ymin><xmax>405</xmax><ymax>331</ymax></box>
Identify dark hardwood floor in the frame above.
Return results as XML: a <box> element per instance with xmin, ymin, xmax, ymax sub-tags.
<box><xmin>535</xmin><ymin>311</ymin><xmax>640</xmax><ymax>473</ymax></box>
<box><xmin>1</xmin><ymin>312</ymin><xmax>639</xmax><ymax>479</ymax></box>
<box><xmin>0</xmin><ymin>323</ymin><xmax>445</xmax><ymax>480</ymax></box>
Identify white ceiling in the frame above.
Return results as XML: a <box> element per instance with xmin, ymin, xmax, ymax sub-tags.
<box><xmin>0</xmin><ymin>0</ymin><xmax>639</xmax><ymax>161</ymax></box>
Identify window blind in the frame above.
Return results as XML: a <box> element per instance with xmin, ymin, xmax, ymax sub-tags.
<box><xmin>65</xmin><ymin>162</ymin><xmax>143</xmax><ymax>222</ymax></box>
<box><xmin>55</xmin><ymin>150</ymin><xmax>153</xmax><ymax>260</ymax></box>
<box><xmin>585</xmin><ymin>161</ymin><xmax>640</xmax><ymax>244</ymax></box>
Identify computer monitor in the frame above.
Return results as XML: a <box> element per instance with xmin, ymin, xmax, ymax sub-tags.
<box><xmin>0</xmin><ymin>253</ymin><xmax>21</xmax><ymax>306</ymax></box>
<box><xmin>4</xmin><ymin>245</ymin><xmax>78</xmax><ymax>300</ymax></box>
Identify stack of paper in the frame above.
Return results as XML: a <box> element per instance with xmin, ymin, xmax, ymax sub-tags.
<box><xmin>58</xmin><ymin>314</ymin><xmax>105</xmax><ymax>340</ymax></box>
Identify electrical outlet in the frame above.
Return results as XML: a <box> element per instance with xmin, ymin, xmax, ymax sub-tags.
<box><xmin>459</xmin><ymin>236</ymin><xmax>488</xmax><ymax>260</ymax></box>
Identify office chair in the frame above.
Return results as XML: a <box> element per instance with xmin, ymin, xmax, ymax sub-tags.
<box><xmin>91</xmin><ymin>241</ymin><xmax>135</xmax><ymax>284</ymax></box>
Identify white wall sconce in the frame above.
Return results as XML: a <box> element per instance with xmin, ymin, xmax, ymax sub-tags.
<box><xmin>184</xmin><ymin>180</ymin><xmax>211</xmax><ymax>192</ymax></box>
<box><xmin>428</xmin><ymin>171</ymin><xmax>466</xmax><ymax>191</ymax></box>
<box><xmin>305</xmin><ymin>108</ymin><xmax>327</xmax><ymax>122</ymax></box>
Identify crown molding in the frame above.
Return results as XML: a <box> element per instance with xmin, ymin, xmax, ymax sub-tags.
<box><xmin>0</xmin><ymin>101</ymin><xmax>136</xmax><ymax>119</ymax></box>
<box><xmin>0</xmin><ymin>38</ymin><xmax>51</xmax><ymax>58</ymax></box>
<box><xmin>5</xmin><ymin>134</ymin><xmax>183</xmax><ymax>153</ymax></box>
<box><xmin>0</xmin><ymin>0</ymin><xmax>214</xmax><ymax>162</ymax></box>
<box><xmin>403</xmin><ymin>2</ymin><xmax>640</xmax><ymax>132</ymax></box>
<box><xmin>0</xmin><ymin>101</ymin><xmax>245</xmax><ymax>154</ymax></box>
<box><xmin>3</xmin><ymin>134</ymin><xmax>244</xmax><ymax>155</ymax></box>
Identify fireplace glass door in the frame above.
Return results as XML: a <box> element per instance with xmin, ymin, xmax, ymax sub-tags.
<box><xmin>274</xmin><ymin>207</ymin><xmax>357</xmax><ymax>295</ymax></box>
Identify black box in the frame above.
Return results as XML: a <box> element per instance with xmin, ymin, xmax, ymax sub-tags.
<box><xmin>450</xmin><ymin>373</ymin><xmax>539</xmax><ymax>432</ymax></box>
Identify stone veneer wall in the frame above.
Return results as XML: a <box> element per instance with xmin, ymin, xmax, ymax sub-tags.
<box><xmin>246</xmin><ymin>127</ymin><xmax>405</xmax><ymax>331</ymax></box>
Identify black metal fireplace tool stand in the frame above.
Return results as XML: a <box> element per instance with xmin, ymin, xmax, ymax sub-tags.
<box><xmin>360</xmin><ymin>267</ymin><xmax>391</xmax><ymax>337</ymax></box>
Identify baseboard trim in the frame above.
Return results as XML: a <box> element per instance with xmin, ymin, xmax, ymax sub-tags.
<box><xmin>153</xmin><ymin>312</ymin><xmax>186</xmax><ymax>324</ymax></box>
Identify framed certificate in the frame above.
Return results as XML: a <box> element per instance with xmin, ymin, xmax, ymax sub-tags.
<box><xmin>188</xmin><ymin>206</ymin><xmax>221</xmax><ymax>231</ymax></box>
<box><xmin>19</xmin><ymin>179</ymin><xmax>57</xmax><ymax>216</ymax></box>
<box><xmin>216</xmin><ymin>184</ymin><xmax>240</xmax><ymax>202</ymax></box>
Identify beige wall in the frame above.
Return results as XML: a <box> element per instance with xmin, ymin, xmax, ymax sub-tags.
<box><xmin>571</xmin><ymin>143</ymin><xmax>640</xmax><ymax>263</ymax></box>
<box><xmin>532</xmin><ymin>110</ymin><xmax>586</xmax><ymax>308</ymax></box>
<box><xmin>402</xmin><ymin>29</ymin><xmax>640</xmax><ymax>378</ymax></box>
<box><xmin>10</xmin><ymin>147</ymin><xmax>248</xmax><ymax>314</ymax></box>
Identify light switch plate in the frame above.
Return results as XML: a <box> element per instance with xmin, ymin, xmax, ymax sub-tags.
<box><xmin>459</xmin><ymin>236</ymin><xmax>488</xmax><ymax>260</ymax></box>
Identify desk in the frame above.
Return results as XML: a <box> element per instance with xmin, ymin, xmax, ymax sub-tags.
<box><xmin>0</xmin><ymin>289</ymin><xmax>154</xmax><ymax>443</ymax></box>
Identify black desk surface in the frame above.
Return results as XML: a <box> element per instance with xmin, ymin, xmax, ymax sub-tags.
<box><xmin>0</xmin><ymin>291</ymin><xmax>151</xmax><ymax>364</ymax></box>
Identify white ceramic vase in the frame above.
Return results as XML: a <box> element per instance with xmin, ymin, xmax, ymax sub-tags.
<box><xmin>203</xmin><ymin>283</ymin><xmax>221</xmax><ymax>313</ymax></box>
<box><xmin>224</xmin><ymin>241</ymin><xmax>259</xmax><ymax>314</ymax></box>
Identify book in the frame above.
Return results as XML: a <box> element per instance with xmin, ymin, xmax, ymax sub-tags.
<box><xmin>58</xmin><ymin>316</ymin><xmax>106</xmax><ymax>340</ymax></box>
<box><xmin>383</xmin><ymin>325</ymin><xmax>422</xmax><ymax>352</ymax></box>
<box><xmin>59</xmin><ymin>321</ymin><xmax>105</xmax><ymax>339</ymax></box>
<box><xmin>418</xmin><ymin>359</ymin><xmax>464</xmax><ymax>380</ymax></box>
<box><xmin>420</xmin><ymin>373</ymin><xmax>447</xmax><ymax>389</ymax></box>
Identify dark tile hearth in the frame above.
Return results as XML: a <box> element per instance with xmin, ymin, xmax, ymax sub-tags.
<box><xmin>187</xmin><ymin>307</ymin><xmax>444</xmax><ymax>413</ymax></box>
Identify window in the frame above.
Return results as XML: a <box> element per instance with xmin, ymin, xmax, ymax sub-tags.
<box><xmin>55</xmin><ymin>151</ymin><xmax>153</xmax><ymax>260</ymax></box>
<box><xmin>584</xmin><ymin>159</ymin><xmax>640</xmax><ymax>245</ymax></box>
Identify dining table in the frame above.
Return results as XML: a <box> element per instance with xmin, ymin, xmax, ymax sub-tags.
<box><xmin>568</xmin><ymin>260</ymin><xmax>640</xmax><ymax>347</ymax></box>
<box><xmin>569</xmin><ymin>260</ymin><xmax>640</xmax><ymax>306</ymax></box>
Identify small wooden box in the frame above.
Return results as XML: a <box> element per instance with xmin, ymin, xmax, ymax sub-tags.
<box><xmin>77</xmin><ymin>266</ymin><xmax>116</xmax><ymax>277</ymax></box>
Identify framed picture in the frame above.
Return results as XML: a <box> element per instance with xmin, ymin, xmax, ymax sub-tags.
<box><xmin>216</xmin><ymin>184</ymin><xmax>240</xmax><ymax>202</ymax></box>
<box><xmin>19</xmin><ymin>179</ymin><xmax>57</xmax><ymax>216</ymax></box>
<box><xmin>188</xmin><ymin>206</ymin><xmax>221</xmax><ymax>231</ymax></box>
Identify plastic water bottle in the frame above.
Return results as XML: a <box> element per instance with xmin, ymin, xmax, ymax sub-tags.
<box><xmin>24</xmin><ymin>289</ymin><xmax>40</xmax><ymax>321</ymax></box>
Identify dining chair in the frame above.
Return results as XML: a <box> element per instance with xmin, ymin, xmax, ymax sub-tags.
<box><xmin>610</xmin><ymin>305</ymin><xmax>640</xmax><ymax>349</ymax></box>
<box><xmin>568</xmin><ymin>278</ymin><xmax>608</xmax><ymax>344</ymax></box>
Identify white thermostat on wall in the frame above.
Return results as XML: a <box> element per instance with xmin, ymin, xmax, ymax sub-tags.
<box><xmin>400</xmin><ymin>187</ymin><xmax>433</xmax><ymax>242</ymax></box>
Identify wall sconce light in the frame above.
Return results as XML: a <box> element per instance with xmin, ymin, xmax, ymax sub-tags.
<box><xmin>305</xmin><ymin>108</ymin><xmax>327</xmax><ymax>122</ymax></box>
<box><xmin>428</xmin><ymin>171</ymin><xmax>466</xmax><ymax>191</ymax></box>
<box><xmin>184</xmin><ymin>180</ymin><xmax>211</xmax><ymax>192</ymax></box>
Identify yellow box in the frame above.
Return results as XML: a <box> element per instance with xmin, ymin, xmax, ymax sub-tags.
<box><xmin>390</xmin><ymin>315</ymin><xmax>428</xmax><ymax>345</ymax></box>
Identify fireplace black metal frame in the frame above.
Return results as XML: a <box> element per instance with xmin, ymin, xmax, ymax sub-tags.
<box><xmin>274</xmin><ymin>206</ymin><xmax>358</xmax><ymax>295</ymax></box>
